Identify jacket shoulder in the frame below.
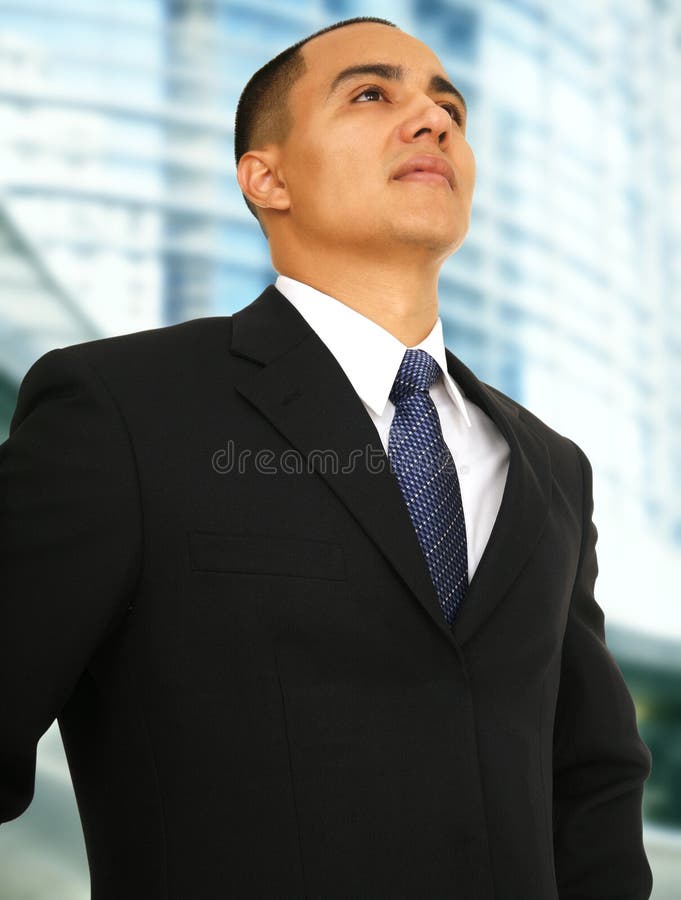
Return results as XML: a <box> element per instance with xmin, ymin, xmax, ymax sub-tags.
<box><xmin>481</xmin><ymin>381</ymin><xmax>590</xmax><ymax>486</ymax></box>
<box><xmin>11</xmin><ymin>317</ymin><xmax>237</xmax><ymax>432</ymax></box>
<box><xmin>58</xmin><ymin>316</ymin><xmax>233</xmax><ymax>370</ymax></box>
<box><xmin>485</xmin><ymin>381</ymin><xmax>578</xmax><ymax>446</ymax></box>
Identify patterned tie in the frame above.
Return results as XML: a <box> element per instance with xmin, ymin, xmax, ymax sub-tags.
<box><xmin>388</xmin><ymin>349</ymin><xmax>468</xmax><ymax>626</ymax></box>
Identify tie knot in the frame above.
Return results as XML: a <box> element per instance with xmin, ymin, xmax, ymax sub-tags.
<box><xmin>389</xmin><ymin>349</ymin><xmax>441</xmax><ymax>406</ymax></box>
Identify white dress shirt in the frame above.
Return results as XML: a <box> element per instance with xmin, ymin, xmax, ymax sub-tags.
<box><xmin>275</xmin><ymin>274</ymin><xmax>510</xmax><ymax>581</ymax></box>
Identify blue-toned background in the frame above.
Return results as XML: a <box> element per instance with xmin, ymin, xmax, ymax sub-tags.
<box><xmin>1</xmin><ymin>1</ymin><xmax>680</xmax><ymax>896</ymax></box>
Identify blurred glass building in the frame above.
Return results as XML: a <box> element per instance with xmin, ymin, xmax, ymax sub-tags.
<box><xmin>1</xmin><ymin>0</ymin><xmax>680</xmax><ymax>896</ymax></box>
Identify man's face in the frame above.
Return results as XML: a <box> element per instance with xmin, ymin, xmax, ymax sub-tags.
<box><xmin>275</xmin><ymin>22</ymin><xmax>476</xmax><ymax>259</ymax></box>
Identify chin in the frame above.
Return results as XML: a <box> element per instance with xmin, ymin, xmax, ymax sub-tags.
<box><xmin>392</xmin><ymin>204</ymin><xmax>468</xmax><ymax>242</ymax></box>
<box><xmin>392</xmin><ymin>220</ymin><xmax>467</xmax><ymax>254</ymax></box>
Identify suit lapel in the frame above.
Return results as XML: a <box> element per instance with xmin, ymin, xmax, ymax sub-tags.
<box><xmin>231</xmin><ymin>286</ymin><xmax>552</xmax><ymax>649</ymax></box>
<box><xmin>232</xmin><ymin>286</ymin><xmax>449</xmax><ymax>640</ymax></box>
<box><xmin>444</xmin><ymin>349</ymin><xmax>552</xmax><ymax>645</ymax></box>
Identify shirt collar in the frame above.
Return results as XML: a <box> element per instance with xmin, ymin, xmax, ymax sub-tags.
<box><xmin>275</xmin><ymin>274</ymin><xmax>471</xmax><ymax>427</ymax></box>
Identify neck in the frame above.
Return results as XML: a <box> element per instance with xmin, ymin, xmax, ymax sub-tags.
<box><xmin>274</xmin><ymin>249</ymin><xmax>442</xmax><ymax>347</ymax></box>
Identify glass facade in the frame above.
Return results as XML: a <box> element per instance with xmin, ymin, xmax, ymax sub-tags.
<box><xmin>0</xmin><ymin>197</ymin><xmax>97</xmax><ymax>439</ymax></box>
<box><xmin>1</xmin><ymin>0</ymin><xmax>680</xmax><ymax>895</ymax></box>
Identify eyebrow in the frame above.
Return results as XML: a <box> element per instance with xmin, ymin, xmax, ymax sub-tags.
<box><xmin>326</xmin><ymin>62</ymin><xmax>467</xmax><ymax>116</ymax></box>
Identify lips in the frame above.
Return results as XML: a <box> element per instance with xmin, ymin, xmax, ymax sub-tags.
<box><xmin>392</xmin><ymin>154</ymin><xmax>455</xmax><ymax>190</ymax></box>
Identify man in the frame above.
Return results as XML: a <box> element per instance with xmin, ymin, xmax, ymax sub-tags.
<box><xmin>0</xmin><ymin>15</ymin><xmax>652</xmax><ymax>900</ymax></box>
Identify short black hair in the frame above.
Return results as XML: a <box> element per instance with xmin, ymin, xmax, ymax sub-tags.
<box><xmin>234</xmin><ymin>16</ymin><xmax>397</xmax><ymax>237</ymax></box>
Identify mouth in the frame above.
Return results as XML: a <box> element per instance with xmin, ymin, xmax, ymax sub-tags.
<box><xmin>392</xmin><ymin>154</ymin><xmax>455</xmax><ymax>191</ymax></box>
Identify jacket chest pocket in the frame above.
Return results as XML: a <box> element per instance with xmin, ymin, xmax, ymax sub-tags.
<box><xmin>188</xmin><ymin>531</ymin><xmax>346</xmax><ymax>581</ymax></box>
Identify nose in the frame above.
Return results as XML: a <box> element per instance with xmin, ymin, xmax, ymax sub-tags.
<box><xmin>398</xmin><ymin>98</ymin><xmax>453</xmax><ymax>149</ymax></box>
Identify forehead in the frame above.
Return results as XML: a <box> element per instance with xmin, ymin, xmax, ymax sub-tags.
<box><xmin>297</xmin><ymin>23</ymin><xmax>447</xmax><ymax>95</ymax></box>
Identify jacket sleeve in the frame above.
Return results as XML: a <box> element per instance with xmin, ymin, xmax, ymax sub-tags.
<box><xmin>552</xmin><ymin>442</ymin><xmax>653</xmax><ymax>899</ymax></box>
<box><xmin>0</xmin><ymin>346</ymin><xmax>142</xmax><ymax>823</ymax></box>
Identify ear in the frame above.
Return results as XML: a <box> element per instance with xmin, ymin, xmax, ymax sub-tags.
<box><xmin>237</xmin><ymin>150</ymin><xmax>290</xmax><ymax>212</ymax></box>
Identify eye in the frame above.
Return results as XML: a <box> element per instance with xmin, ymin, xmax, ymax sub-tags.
<box><xmin>351</xmin><ymin>86</ymin><xmax>464</xmax><ymax>128</ymax></box>
<box><xmin>440</xmin><ymin>103</ymin><xmax>463</xmax><ymax>127</ymax></box>
<box><xmin>352</xmin><ymin>86</ymin><xmax>386</xmax><ymax>104</ymax></box>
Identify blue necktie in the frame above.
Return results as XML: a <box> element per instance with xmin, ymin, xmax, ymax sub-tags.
<box><xmin>388</xmin><ymin>349</ymin><xmax>468</xmax><ymax>626</ymax></box>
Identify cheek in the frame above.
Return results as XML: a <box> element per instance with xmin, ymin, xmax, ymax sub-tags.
<box><xmin>306</xmin><ymin>156</ymin><xmax>377</xmax><ymax>209</ymax></box>
<box><xmin>291</xmin><ymin>149</ymin><xmax>348</xmax><ymax>197</ymax></box>
<box><xmin>457</xmin><ymin>142</ymin><xmax>476</xmax><ymax>189</ymax></box>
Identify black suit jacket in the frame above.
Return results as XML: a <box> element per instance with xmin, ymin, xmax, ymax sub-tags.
<box><xmin>0</xmin><ymin>285</ymin><xmax>652</xmax><ymax>899</ymax></box>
